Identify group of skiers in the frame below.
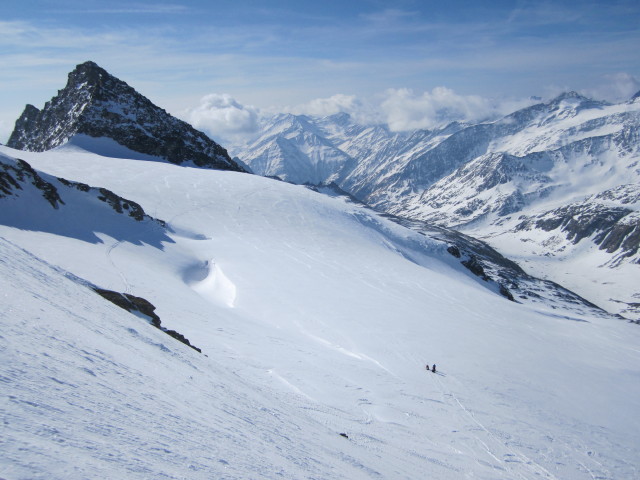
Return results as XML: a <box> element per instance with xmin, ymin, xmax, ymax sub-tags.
<box><xmin>426</xmin><ymin>364</ymin><xmax>436</xmax><ymax>373</ymax></box>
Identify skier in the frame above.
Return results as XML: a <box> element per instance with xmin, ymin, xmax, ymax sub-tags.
<box><xmin>432</xmin><ymin>364</ymin><xmax>436</xmax><ymax>373</ymax></box>
<box><xmin>426</xmin><ymin>364</ymin><xmax>430</xmax><ymax>371</ymax></box>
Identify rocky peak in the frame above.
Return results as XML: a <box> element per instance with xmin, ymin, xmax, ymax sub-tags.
<box><xmin>8</xmin><ymin>61</ymin><xmax>246</xmax><ymax>172</ymax></box>
<box><xmin>69</xmin><ymin>60</ymin><xmax>106</xmax><ymax>86</ymax></box>
<box><xmin>551</xmin><ymin>91</ymin><xmax>586</xmax><ymax>102</ymax></box>
<box><xmin>547</xmin><ymin>91</ymin><xmax>609</xmax><ymax>113</ymax></box>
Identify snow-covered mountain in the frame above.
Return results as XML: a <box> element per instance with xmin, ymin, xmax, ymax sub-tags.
<box><xmin>395</xmin><ymin>93</ymin><xmax>640</xmax><ymax>319</ymax></box>
<box><xmin>8</xmin><ymin>61</ymin><xmax>245</xmax><ymax>172</ymax></box>
<box><xmin>236</xmin><ymin>113</ymin><xmax>357</xmax><ymax>184</ymax></box>
<box><xmin>2</xmin><ymin>142</ymin><xmax>640</xmax><ymax>480</ymax></box>
<box><xmin>393</xmin><ymin>92</ymin><xmax>640</xmax><ymax>224</ymax></box>
<box><xmin>3</xmin><ymin>62</ymin><xmax>640</xmax><ymax>479</ymax></box>
<box><xmin>234</xmin><ymin>93</ymin><xmax>640</xmax><ymax>319</ymax></box>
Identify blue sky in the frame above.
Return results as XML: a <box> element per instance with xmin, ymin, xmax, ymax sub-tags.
<box><xmin>1</xmin><ymin>0</ymin><xmax>639</xmax><ymax>143</ymax></box>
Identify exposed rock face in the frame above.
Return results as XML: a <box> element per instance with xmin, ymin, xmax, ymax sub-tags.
<box><xmin>0</xmin><ymin>158</ymin><xmax>64</xmax><ymax>208</ymax></box>
<box><xmin>514</xmin><ymin>185</ymin><xmax>640</xmax><ymax>266</ymax></box>
<box><xmin>8</xmin><ymin>61</ymin><xmax>245</xmax><ymax>172</ymax></box>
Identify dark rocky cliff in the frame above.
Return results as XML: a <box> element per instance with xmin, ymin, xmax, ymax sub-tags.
<box><xmin>8</xmin><ymin>61</ymin><xmax>246</xmax><ymax>172</ymax></box>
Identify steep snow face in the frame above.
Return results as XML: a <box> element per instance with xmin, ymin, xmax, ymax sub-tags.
<box><xmin>2</xmin><ymin>144</ymin><xmax>640</xmax><ymax>480</ymax></box>
<box><xmin>7</xmin><ymin>61</ymin><xmax>244</xmax><ymax>171</ymax></box>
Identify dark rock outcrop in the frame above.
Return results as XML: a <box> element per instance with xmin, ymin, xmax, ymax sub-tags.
<box><xmin>461</xmin><ymin>255</ymin><xmax>491</xmax><ymax>282</ymax></box>
<box><xmin>94</xmin><ymin>287</ymin><xmax>202</xmax><ymax>353</ymax></box>
<box><xmin>1</xmin><ymin>155</ymin><xmax>166</xmax><ymax>226</ymax></box>
<box><xmin>515</xmin><ymin>186</ymin><xmax>640</xmax><ymax>265</ymax></box>
<box><xmin>0</xmin><ymin>158</ymin><xmax>64</xmax><ymax>208</ymax></box>
<box><xmin>8</xmin><ymin>61</ymin><xmax>246</xmax><ymax>172</ymax></box>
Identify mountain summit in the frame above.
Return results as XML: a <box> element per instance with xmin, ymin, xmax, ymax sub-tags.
<box><xmin>8</xmin><ymin>61</ymin><xmax>245</xmax><ymax>171</ymax></box>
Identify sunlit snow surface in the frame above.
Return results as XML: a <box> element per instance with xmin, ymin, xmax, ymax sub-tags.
<box><xmin>1</xmin><ymin>143</ymin><xmax>639</xmax><ymax>479</ymax></box>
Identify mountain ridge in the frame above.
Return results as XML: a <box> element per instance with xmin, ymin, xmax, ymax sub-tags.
<box><xmin>8</xmin><ymin>61</ymin><xmax>245</xmax><ymax>172</ymax></box>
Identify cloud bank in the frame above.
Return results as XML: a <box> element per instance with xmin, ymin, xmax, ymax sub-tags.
<box><xmin>280</xmin><ymin>88</ymin><xmax>536</xmax><ymax>132</ymax></box>
<box><xmin>380</xmin><ymin>87</ymin><xmax>496</xmax><ymax>131</ymax></box>
<box><xmin>186</xmin><ymin>78</ymin><xmax>640</xmax><ymax>147</ymax></box>
<box><xmin>186</xmin><ymin>94</ymin><xmax>259</xmax><ymax>144</ymax></box>
<box><xmin>586</xmin><ymin>73</ymin><xmax>640</xmax><ymax>102</ymax></box>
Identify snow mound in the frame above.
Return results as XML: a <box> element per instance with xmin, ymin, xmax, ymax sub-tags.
<box><xmin>184</xmin><ymin>260</ymin><xmax>237</xmax><ymax>308</ymax></box>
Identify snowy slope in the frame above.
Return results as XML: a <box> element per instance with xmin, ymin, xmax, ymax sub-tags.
<box><xmin>235</xmin><ymin>95</ymin><xmax>640</xmax><ymax>320</ymax></box>
<box><xmin>2</xmin><ymin>143</ymin><xmax>640</xmax><ymax>479</ymax></box>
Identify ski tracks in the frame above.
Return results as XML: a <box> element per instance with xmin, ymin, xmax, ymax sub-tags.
<box><xmin>432</xmin><ymin>373</ymin><xmax>560</xmax><ymax>480</ymax></box>
<box><xmin>106</xmin><ymin>240</ymin><xmax>131</xmax><ymax>294</ymax></box>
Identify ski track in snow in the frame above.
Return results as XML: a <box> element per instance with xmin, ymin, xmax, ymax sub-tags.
<box><xmin>105</xmin><ymin>239</ymin><xmax>131</xmax><ymax>294</ymax></box>
<box><xmin>432</xmin><ymin>373</ymin><xmax>558</xmax><ymax>480</ymax></box>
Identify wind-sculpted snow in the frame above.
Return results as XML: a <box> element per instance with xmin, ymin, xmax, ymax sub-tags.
<box><xmin>183</xmin><ymin>259</ymin><xmax>237</xmax><ymax>308</ymax></box>
<box><xmin>2</xmin><ymin>144</ymin><xmax>640</xmax><ymax>479</ymax></box>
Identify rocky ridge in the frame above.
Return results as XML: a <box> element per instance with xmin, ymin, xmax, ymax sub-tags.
<box><xmin>0</xmin><ymin>151</ymin><xmax>172</xmax><ymax>249</ymax></box>
<box><xmin>0</xmin><ymin>153</ymin><xmax>165</xmax><ymax>226</ymax></box>
<box><xmin>8</xmin><ymin>61</ymin><xmax>245</xmax><ymax>172</ymax></box>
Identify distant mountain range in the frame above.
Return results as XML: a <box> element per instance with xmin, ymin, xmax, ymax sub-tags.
<box><xmin>5</xmin><ymin>61</ymin><xmax>638</xmax><ymax>319</ymax></box>
<box><xmin>233</xmin><ymin>92</ymin><xmax>640</xmax><ymax>319</ymax></box>
<box><xmin>4</xmin><ymin>61</ymin><xmax>617</xmax><ymax>321</ymax></box>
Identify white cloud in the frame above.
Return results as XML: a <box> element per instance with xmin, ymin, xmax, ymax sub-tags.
<box><xmin>380</xmin><ymin>87</ymin><xmax>500</xmax><ymax>131</ymax></box>
<box><xmin>186</xmin><ymin>94</ymin><xmax>259</xmax><ymax>145</ymax></box>
<box><xmin>280</xmin><ymin>94</ymin><xmax>382</xmax><ymax>125</ymax></box>
<box><xmin>272</xmin><ymin>88</ymin><xmax>539</xmax><ymax>132</ymax></box>
<box><xmin>290</xmin><ymin>94</ymin><xmax>360</xmax><ymax>117</ymax></box>
<box><xmin>584</xmin><ymin>73</ymin><xmax>640</xmax><ymax>102</ymax></box>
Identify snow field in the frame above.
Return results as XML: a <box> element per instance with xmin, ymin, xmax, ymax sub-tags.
<box><xmin>1</xmin><ymin>143</ymin><xmax>640</xmax><ymax>479</ymax></box>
